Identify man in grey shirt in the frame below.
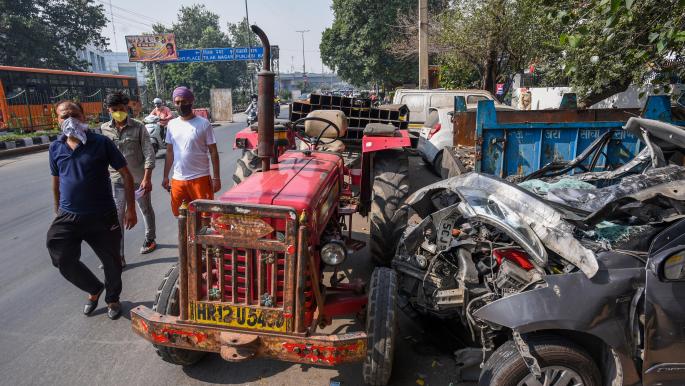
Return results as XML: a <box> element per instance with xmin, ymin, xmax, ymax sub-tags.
<box><xmin>101</xmin><ymin>92</ymin><xmax>157</xmax><ymax>266</ymax></box>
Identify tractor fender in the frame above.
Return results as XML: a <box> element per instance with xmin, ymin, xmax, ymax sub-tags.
<box><xmin>235</xmin><ymin>127</ymin><xmax>258</xmax><ymax>150</ymax></box>
<box><xmin>361</xmin><ymin>129</ymin><xmax>411</xmax><ymax>153</ymax></box>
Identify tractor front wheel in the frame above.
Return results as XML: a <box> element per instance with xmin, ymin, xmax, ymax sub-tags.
<box><xmin>369</xmin><ymin>149</ymin><xmax>409</xmax><ymax>266</ymax></box>
<box><xmin>363</xmin><ymin>267</ymin><xmax>398</xmax><ymax>386</ymax></box>
<box><xmin>232</xmin><ymin>149</ymin><xmax>261</xmax><ymax>185</ymax></box>
<box><xmin>152</xmin><ymin>265</ymin><xmax>206</xmax><ymax>366</ymax></box>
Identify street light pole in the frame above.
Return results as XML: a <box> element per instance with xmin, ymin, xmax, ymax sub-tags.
<box><xmin>295</xmin><ymin>30</ymin><xmax>309</xmax><ymax>88</ymax></box>
<box><xmin>244</xmin><ymin>0</ymin><xmax>255</xmax><ymax>95</ymax></box>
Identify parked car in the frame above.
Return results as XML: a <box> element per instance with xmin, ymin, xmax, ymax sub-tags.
<box><xmin>418</xmin><ymin>105</ymin><xmax>516</xmax><ymax>176</ymax></box>
<box><xmin>392</xmin><ymin>89</ymin><xmax>501</xmax><ymax>128</ymax></box>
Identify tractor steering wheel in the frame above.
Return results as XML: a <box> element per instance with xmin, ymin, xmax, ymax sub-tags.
<box><xmin>290</xmin><ymin>116</ymin><xmax>341</xmax><ymax>151</ymax></box>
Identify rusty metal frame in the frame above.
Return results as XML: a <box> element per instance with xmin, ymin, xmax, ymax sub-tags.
<box><xmin>131</xmin><ymin>199</ymin><xmax>370</xmax><ymax>365</ymax></box>
<box><xmin>183</xmin><ymin>200</ymin><xmax>299</xmax><ymax>330</ymax></box>
<box><xmin>131</xmin><ymin>307</ymin><xmax>367</xmax><ymax>365</ymax></box>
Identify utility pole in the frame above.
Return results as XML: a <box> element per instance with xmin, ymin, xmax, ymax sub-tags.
<box><xmin>244</xmin><ymin>0</ymin><xmax>255</xmax><ymax>95</ymax></box>
<box><xmin>296</xmin><ymin>30</ymin><xmax>310</xmax><ymax>89</ymax></box>
<box><xmin>109</xmin><ymin>0</ymin><xmax>118</xmax><ymax>51</ymax></box>
<box><xmin>418</xmin><ymin>0</ymin><xmax>429</xmax><ymax>89</ymax></box>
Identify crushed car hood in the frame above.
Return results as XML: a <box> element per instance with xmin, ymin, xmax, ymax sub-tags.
<box><xmin>400</xmin><ymin>172</ymin><xmax>600</xmax><ymax>278</ymax></box>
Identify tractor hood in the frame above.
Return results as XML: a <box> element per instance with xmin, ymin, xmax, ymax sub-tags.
<box><xmin>220</xmin><ymin>151</ymin><xmax>343</xmax><ymax>214</ymax></box>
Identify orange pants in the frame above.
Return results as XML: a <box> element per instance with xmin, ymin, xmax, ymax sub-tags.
<box><xmin>170</xmin><ymin>176</ymin><xmax>213</xmax><ymax>216</ymax></box>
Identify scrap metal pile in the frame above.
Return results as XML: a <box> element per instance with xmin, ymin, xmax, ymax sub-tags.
<box><xmin>392</xmin><ymin>117</ymin><xmax>685</xmax><ymax>349</ymax></box>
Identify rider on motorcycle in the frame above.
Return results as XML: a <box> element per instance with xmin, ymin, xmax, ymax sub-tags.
<box><xmin>244</xmin><ymin>94</ymin><xmax>258</xmax><ymax>114</ymax></box>
<box><xmin>151</xmin><ymin>98</ymin><xmax>172</xmax><ymax>138</ymax></box>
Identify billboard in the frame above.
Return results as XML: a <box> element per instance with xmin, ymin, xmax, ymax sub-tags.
<box><xmin>125</xmin><ymin>34</ymin><xmax>178</xmax><ymax>62</ymax></box>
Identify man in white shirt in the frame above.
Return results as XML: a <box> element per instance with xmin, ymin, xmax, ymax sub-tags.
<box><xmin>161</xmin><ymin>86</ymin><xmax>221</xmax><ymax>216</ymax></box>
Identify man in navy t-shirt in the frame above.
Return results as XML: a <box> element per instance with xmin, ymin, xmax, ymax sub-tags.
<box><xmin>46</xmin><ymin>100</ymin><xmax>137</xmax><ymax>320</ymax></box>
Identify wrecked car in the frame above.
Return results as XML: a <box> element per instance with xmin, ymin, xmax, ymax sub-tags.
<box><xmin>390</xmin><ymin>118</ymin><xmax>685</xmax><ymax>386</ymax></box>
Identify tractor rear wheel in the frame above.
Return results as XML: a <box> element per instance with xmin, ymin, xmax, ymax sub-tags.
<box><xmin>363</xmin><ymin>267</ymin><xmax>398</xmax><ymax>386</ymax></box>
<box><xmin>152</xmin><ymin>265</ymin><xmax>206</xmax><ymax>366</ymax></box>
<box><xmin>232</xmin><ymin>149</ymin><xmax>261</xmax><ymax>185</ymax></box>
<box><xmin>369</xmin><ymin>149</ymin><xmax>409</xmax><ymax>266</ymax></box>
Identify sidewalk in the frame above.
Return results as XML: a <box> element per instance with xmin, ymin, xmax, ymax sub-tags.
<box><xmin>0</xmin><ymin>135</ymin><xmax>59</xmax><ymax>158</ymax></box>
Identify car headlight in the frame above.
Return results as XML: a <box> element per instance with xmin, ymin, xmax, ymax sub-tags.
<box><xmin>321</xmin><ymin>241</ymin><xmax>347</xmax><ymax>266</ymax></box>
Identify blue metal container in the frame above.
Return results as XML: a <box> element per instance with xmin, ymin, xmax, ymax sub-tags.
<box><xmin>474</xmin><ymin>95</ymin><xmax>684</xmax><ymax>177</ymax></box>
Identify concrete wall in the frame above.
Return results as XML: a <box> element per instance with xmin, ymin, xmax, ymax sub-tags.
<box><xmin>511</xmin><ymin>84</ymin><xmax>684</xmax><ymax>110</ymax></box>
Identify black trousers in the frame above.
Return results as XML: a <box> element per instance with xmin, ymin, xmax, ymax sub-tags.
<box><xmin>46</xmin><ymin>209</ymin><xmax>122</xmax><ymax>304</ymax></box>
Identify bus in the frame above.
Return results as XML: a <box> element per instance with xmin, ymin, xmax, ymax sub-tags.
<box><xmin>0</xmin><ymin>66</ymin><xmax>141</xmax><ymax>132</ymax></box>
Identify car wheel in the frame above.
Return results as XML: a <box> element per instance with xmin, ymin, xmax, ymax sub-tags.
<box><xmin>479</xmin><ymin>336</ymin><xmax>601</xmax><ymax>386</ymax></box>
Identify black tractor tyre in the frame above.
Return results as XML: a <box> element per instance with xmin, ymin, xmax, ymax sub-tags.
<box><xmin>479</xmin><ymin>336</ymin><xmax>601</xmax><ymax>386</ymax></box>
<box><xmin>152</xmin><ymin>265</ymin><xmax>206</xmax><ymax>366</ymax></box>
<box><xmin>432</xmin><ymin>150</ymin><xmax>444</xmax><ymax>178</ymax></box>
<box><xmin>232</xmin><ymin>149</ymin><xmax>261</xmax><ymax>185</ymax></box>
<box><xmin>369</xmin><ymin>149</ymin><xmax>409</xmax><ymax>266</ymax></box>
<box><xmin>363</xmin><ymin>267</ymin><xmax>399</xmax><ymax>386</ymax></box>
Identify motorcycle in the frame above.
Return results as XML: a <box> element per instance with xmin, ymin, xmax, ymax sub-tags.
<box><xmin>144</xmin><ymin>115</ymin><xmax>165</xmax><ymax>155</ymax></box>
<box><xmin>246</xmin><ymin>107</ymin><xmax>258</xmax><ymax>126</ymax></box>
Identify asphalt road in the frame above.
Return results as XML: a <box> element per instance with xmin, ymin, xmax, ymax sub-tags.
<box><xmin>0</xmin><ymin>116</ymin><xmax>464</xmax><ymax>386</ymax></box>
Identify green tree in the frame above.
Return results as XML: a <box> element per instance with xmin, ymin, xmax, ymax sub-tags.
<box><xmin>149</xmin><ymin>5</ymin><xmax>256</xmax><ymax>107</ymax></box>
<box><xmin>0</xmin><ymin>0</ymin><xmax>108</xmax><ymax>70</ymax></box>
<box><xmin>434</xmin><ymin>0</ymin><xmax>553</xmax><ymax>94</ymax></box>
<box><xmin>543</xmin><ymin>0</ymin><xmax>685</xmax><ymax>106</ymax></box>
<box><xmin>320</xmin><ymin>0</ymin><xmax>420</xmax><ymax>88</ymax></box>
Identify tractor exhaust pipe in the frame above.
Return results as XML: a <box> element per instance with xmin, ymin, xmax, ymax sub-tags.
<box><xmin>251</xmin><ymin>25</ymin><xmax>274</xmax><ymax>172</ymax></box>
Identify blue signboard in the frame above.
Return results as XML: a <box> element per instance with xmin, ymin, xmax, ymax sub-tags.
<box><xmin>202</xmin><ymin>48</ymin><xmax>234</xmax><ymax>61</ymax></box>
<box><xmin>176</xmin><ymin>49</ymin><xmax>202</xmax><ymax>62</ymax></box>
<box><xmin>167</xmin><ymin>47</ymin><xmax>263</xmax><ymax>63</ymax></box>
<box><xmin>233</xmin><ymin>47</ymin><xmax>264</xmax><ymax>60</ymax></box>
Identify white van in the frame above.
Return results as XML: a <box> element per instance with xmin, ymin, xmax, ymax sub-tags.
<box><xmin>392</xmin><ymin>89</ymin><xmax>500</xmax><ymax>128</ymax></box>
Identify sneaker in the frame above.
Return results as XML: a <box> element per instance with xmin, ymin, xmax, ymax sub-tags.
<box><xmin>140</xmin><ymin>239</ymin><xmax>157</xmax><ymax>254</ymax></box>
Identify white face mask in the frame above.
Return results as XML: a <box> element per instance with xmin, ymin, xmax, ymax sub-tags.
<box><xmin>61</xmin><ymin>117</ymin><xmax>89</xmax><ymax>144</ymax></box>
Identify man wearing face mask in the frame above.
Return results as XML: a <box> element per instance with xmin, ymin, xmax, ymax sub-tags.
<box><xmin>162</xmin><ymin>86</ymin><xmax>221</xmax><ymax>216</ymax></box>
<box><xmin>101</xmin><ymin>92</ymin><xmax>157</xmax><ymax>261</ymax></box>
<box><xmin>47</xmin><ymin>100</ymin><xmax>137</xmax><ymax>320</ymax></box>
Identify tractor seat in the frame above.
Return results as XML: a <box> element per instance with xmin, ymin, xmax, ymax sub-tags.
<box><xmin>301</xmin><ymin>110</ymin><xmax>348</xmax><ymax>153</ymax></box>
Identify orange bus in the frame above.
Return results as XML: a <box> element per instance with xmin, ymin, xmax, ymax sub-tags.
<box><xmin>0</xmin><ymin>66</ymin><xmax>142</xmax><ymax>132</ymax></box>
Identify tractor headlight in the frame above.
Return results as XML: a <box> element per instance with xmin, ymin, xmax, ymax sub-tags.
<box><xmin>321</xmin><ymin>241</ymin><xmax>347</xmax><ymax>266</ymax></box>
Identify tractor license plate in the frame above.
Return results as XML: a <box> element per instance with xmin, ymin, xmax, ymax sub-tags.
<box><xmin>190</xmin><ymin>301</ymin><xmax>286</xmax><ymax>332</ymax></box>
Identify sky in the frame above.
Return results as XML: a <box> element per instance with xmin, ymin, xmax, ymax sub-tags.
<box><xmin>98</xmin><ymin>0</ymin><xmax>334</xmax><ymax>74</ymax></box>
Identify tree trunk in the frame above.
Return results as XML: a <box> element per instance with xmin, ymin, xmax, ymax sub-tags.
<box><xmin>482</xmin><ymin>50</ymin><xmax>499</xmax><ymax>95</ymax></box>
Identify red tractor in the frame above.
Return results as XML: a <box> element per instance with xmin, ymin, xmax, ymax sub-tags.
<box><xmin>130</xmin><ymin>26</ymin><xmax>409</xmax><ymax>385</ymax></box>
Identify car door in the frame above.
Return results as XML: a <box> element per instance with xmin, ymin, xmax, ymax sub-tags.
<box><xmin>643</xmin><ymin>219</ymin><xmax>685</xmax><ymax>385</ymax></box>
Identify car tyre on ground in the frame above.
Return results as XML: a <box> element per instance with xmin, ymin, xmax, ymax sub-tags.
<box><xmin>479</xmin><ymin>335</ymin><xmax>601</xmax><ymax>386</ymax></box>
<box><xmin>369</xmin><ymin>149</ymin><xmax>409</xmax><ymax>266</ymax></box>
<box><xmin>363</xmin><ymin>267</ymin><xmax>398</xmax><ymax>386</ymax></box>
<box><xmin>152</xmin><ymin>265</ymin><xmax>206</xmax><ymax>366</ymax></box>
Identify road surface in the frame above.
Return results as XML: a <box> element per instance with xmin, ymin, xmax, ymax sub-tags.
<box><xmin>0</xmin><ymin>117</ymin><xmax>465</xmax><ymax>386</ymax></box>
